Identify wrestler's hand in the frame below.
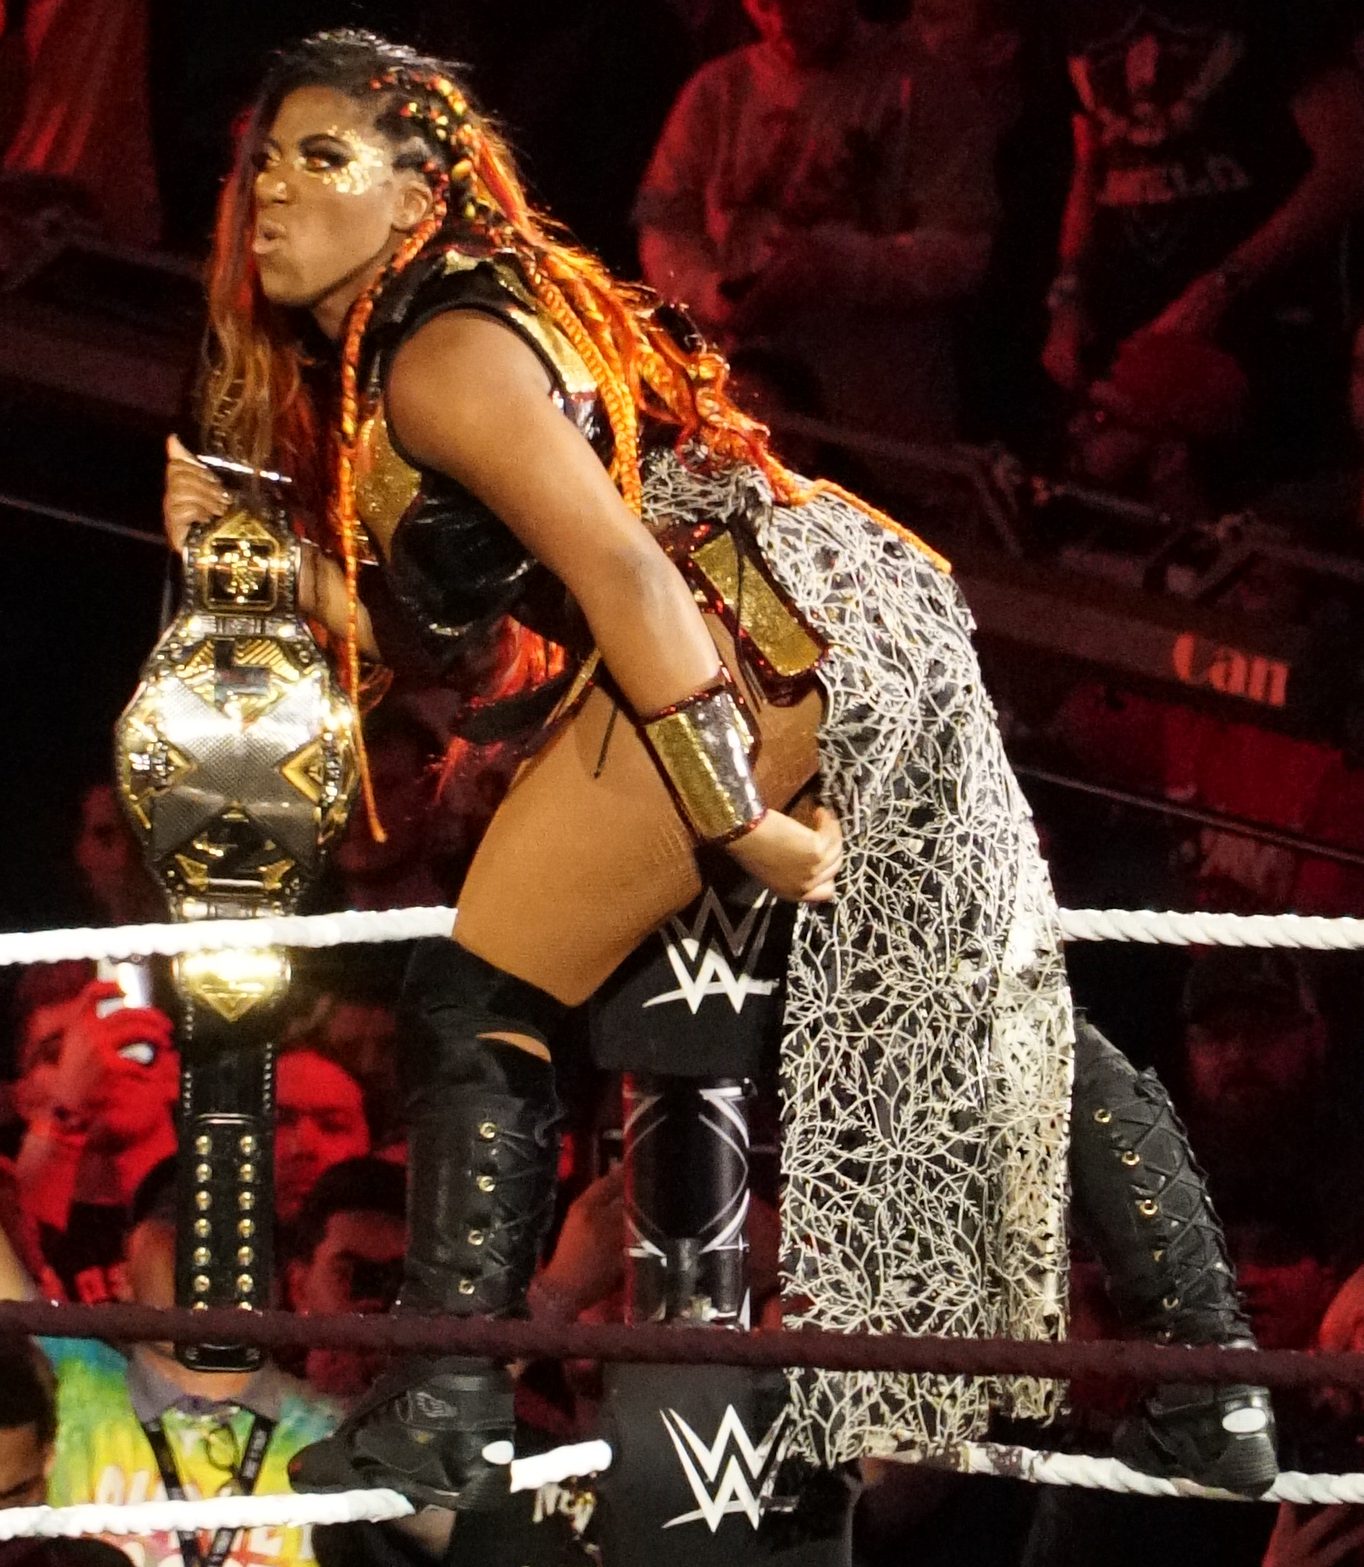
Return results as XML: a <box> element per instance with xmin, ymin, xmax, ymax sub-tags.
<box><xmin>726</xmin><ymin>803</ymin><xmax>842</xmax><ymax>903</ymax></box>
<box><xmin>163</xmin><ymin>433</ymin><xmax>230</xmax><ymax>554</ymax></box>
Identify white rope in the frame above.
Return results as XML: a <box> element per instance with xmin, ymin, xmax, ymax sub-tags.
<box><xmin>0</xmin><ymin>1489</ymin><xmax>415</xmax><ymax>1542</ymax></box>
<box><xmin>0</xmin><ymin>908</ymin><xmax>458</xmax><ymax>968</ymax></box>
<box><xmin>8</xmin><ymin>904</ymin><xmax>1364</xmax><ymax>969</ymax></box>
<box><xmin>1059</xmin><ymin>908</ymin><xmax>1364</xmax><ymax>951</ymax></box>
<box><xmin>917</xmin><ymin>1443</ymin><xmax>1364</xmax><ymax>1504</ymax></box>
<box><xmin>6</xmin><ymin>1438</ymin><xmax>1364</xmax><ymax>1538</ymax></box>
<box><xmin>0</xmin><ymin>1441</ymin><xmax>613</xmax><ymax>1540</ymax></box>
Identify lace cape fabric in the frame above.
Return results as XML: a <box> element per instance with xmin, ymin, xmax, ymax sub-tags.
<box><xmin>642</xmin><ymin>453</ymin><xmax>1075</xmax><ymax>1467</ymax></box>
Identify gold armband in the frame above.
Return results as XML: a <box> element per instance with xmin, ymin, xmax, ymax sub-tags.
<box><xmin>640</xmin><ymin>673</ymin><xmax>766</xmax><ymax>846</ymax></box>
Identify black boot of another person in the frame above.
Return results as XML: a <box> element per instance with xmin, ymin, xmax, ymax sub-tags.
<box><xmin>1070</xmin><ymin>1019</ymin><xmax>1278</xmax><ymax>1497</ymax></box>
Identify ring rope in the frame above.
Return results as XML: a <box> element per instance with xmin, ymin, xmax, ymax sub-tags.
<box><xmin>914</xmin><ymin>1446</ymin><xmax>1364</xmax><ymax>1505</ymax></box>
<box><xmin>5</xmin><ymin>905</ymin><xmax>1364</xmax><ymax>968</ymax></box>
<box><xmin>6</xmin><ymin>1299</ymin><xmax>1364</xmax><ymax>1394</ymax></box>
<box><xmin>3</xmin><ymin>1439</ymin><xmax>1364</xmax><ymax>1541</ymax></box>
<box><xmin>0</xmin><ymin>1441</ymin><xmax>613</xmax><ymax>1541</ymax></box>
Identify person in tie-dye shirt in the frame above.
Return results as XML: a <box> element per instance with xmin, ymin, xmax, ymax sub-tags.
<box><xmin>0</xmin><ymin>1161</ymin><xmax>339</xmax><ymax>1567</ymax></box>
<box><xmin>42</xmin><ymin>1334</ymin><xmax>337</xmax><ymax>1567</ymax></box>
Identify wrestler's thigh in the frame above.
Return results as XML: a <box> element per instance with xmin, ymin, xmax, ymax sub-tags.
<box><xmin>454</xmin><ymin>624</ymin><xmax>822</xmax><ymax>1007</ymax></box>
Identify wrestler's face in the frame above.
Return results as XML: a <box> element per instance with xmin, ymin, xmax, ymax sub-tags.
<box><xmin>250</xmin><ymin>87</ymin><xmax>433</xmax><ymax>333</ymax></box>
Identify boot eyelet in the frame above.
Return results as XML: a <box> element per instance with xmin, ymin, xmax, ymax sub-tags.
<box><xmin>1137</xmin><ymin>1198</ymin><xmax>1160</xmax><ymax>1218</ymax></box>
<box><xmin>1120</xmin><ymin>1150</ymin><xmax>1141</xmax><ymax>1167</ymax></box>
<box><xmin>477</xmin><ymin>1175</ymin><xmax>496</xmax><ymax>1193</ymax></box>
<box><xmin>1162</xmin><ymin>1294</ymin><xmax>1180</xmax><ymax>1310</ymax></box>
<box><xmin>1151</xmin><ymin>1248</ymin><xmax>1165</xmax><ymax>1263</ymax></box>
<box><xmin>468</xmin><ymin>1229</ymin><xmax>485</xmax><ymax>1246</ymax></box>
<box><xmin>478</xmin><ymin>1122</ymin><xmax>498</xmax><ymax>1141</ymax></box>
<box><xmin>459</xmin><ymin>1278</ymin><xmax>476</xmax><ymax>1296</ymax></box>
<box><xmin>1093</xmin><ymin>1108</ymin><xmax>1113</xmax><ymax>1125</ymax></box>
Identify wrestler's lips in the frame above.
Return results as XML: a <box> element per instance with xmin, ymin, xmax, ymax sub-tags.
<box><xmin>253</xmin><ymin>218</ymin><xmax>287</xmax><ymax>255</ymax></box>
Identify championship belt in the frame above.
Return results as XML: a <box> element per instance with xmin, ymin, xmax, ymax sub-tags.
<box><xmin>114</xmin><ymin>476</ymin><xmax>359</xmax><ymax>1369</ymax></box>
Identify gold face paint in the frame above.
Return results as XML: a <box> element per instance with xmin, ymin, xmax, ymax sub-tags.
<box><xmin>312</xmin><ymin>127</ymin><xmax>391</xmax><ymax>196</ymax></box>
<box><xmin>253</xmin><ymin>127</ymin><xmax>393</xmax><ymax>198</ymax></box>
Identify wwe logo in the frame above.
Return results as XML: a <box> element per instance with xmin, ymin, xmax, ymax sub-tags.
<box><xmin>660</xmin><ymin>1404</ymin><xmax>787</xmax><ymax>1532</ymax></box>
<box><xmin>646</xmin><ymin>887</ymin><xmax>780</xmax><ymax>1015</ymax></box>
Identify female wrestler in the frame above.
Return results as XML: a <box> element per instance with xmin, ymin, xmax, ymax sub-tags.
<box><xmin>163</xmin><ymin>30</ymin><xmax>1275</xmax><ymax>1506</ymax></box>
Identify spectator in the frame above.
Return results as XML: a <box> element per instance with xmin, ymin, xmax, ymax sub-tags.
<box><xmin>1041</xmin><ymin>0</ymin><xmax>1364</xmax><ymax>492</ymax></box>
<box><xmin>1172</xmin><ymin>949</ymin><xmax>1336</xmax><ymax>1235</ymax></box>
<box><xmin>637</xmin><ymin>0</ymin><xmax>1002</xmax><ymax>481</ymax></box>
<box><xmin>1253</xmin><ymin>1236</ymin><xmax>1364</xmax><ymax>1561</ymax></box>
<box><xmin>279</xmin><ymin>982</ymin><xmax>400</xmax><ymax>1133</ymax></box>
<box><xmin>1</xmin><ymin>0</ymin><xmax>160</xmax><ymax>245</ymax></box>
<box><xmin>70</xmin><ymin>783</ymin><xmax>161</xmax><ymax>930</ymax></box>
<box><xmin>1228</xmin><ymin>1217</ymin><xmax>1336</xmax><ymax>1355</ymax></box>
<box><xmin>25</xmin><ymin>1161</ymin><xmax>339</xmax><ymax>1567</ymax></box>
<box><xmin>4</xmin><ymin>962</ymin><xmax>90</xmax><ymax>1151</ymax></box>
<box><xmin>13</xmin><ymin>975</ymin><xmax>177</xmax><ymax>1303</ymax></box>
<box><xmin>302</xmin><ymin>995</ymin><xmax>397</xmax><ymax>1088</ymax></box>
<box><xmin>275</xmin><ymin>1047</ymin><xmax>371</xmax><ymax>1227</ymax></box>
<box><xmin>1318</xmin><ymin>1257</ymin><xmax>1364</xmax><ymax>1361</ymax></box>
<box><xmin>1062</xmin><ymin>330</ymin><xmax>1250</xmax><ymax>519</ymax></box>
<box><xmin>0</xmin><ymin>1336</ymin><xmax>129</xmax><ymax>1567</ymax></box>
<box><xmin>285</xmin><ymin>1158</ymin><xmax>405</xmax><ymax>1403</ymax></box>
<box><xmin>0</xmin><ymin>1338</ymin><xmax>55</xmax><ymax>1508</ymax></box>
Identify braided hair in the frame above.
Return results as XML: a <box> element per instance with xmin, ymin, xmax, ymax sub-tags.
<box><xmin>201</xmin><ymin>30</ymin><xmax>945</xmax><ymax>832</ymax></box>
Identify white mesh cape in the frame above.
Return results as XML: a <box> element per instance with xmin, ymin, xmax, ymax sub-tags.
<box><xmin>643</xmin><ymin>453</ymin><xmax>1075</xmax><ymax>1466</ymax></box>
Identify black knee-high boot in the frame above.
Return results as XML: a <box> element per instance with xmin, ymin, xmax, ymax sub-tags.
<box><xmin>290</xmin><ymin>940</ymin><xmax>565</xmax><ymax>1510</ymax></box>
<box><xmin>1069</xmin><ymin>1019</ymin><xmax>1278</xmax><ymax>1496</ymax></box>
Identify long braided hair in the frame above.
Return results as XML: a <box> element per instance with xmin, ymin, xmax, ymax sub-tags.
<box><xmin>201</xmin><ymin>30</ymin><xmax>945</xmax><ymax>831</ymax></box>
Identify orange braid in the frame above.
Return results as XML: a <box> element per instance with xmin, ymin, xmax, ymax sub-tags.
<box><xmin>531</xmin><ymin>260</ymin><xmax>643</xmax><ymax>512</ymax></box>
<box><xmin>335</xmin><ymin>183</ymin><xmax>450</xmax><ymax>841</ymax></box>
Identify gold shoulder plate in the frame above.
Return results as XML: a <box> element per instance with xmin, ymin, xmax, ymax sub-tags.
<box><xmin>355</xmin><ymin>403</ymin><xmax>421</xmax><ymax>545</ymax></box>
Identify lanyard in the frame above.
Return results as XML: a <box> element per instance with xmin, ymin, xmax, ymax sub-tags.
<box><xmin>142</xmin><ymin>1411</ymin><xmax>277</xmax><ymax>1567</ymax></box>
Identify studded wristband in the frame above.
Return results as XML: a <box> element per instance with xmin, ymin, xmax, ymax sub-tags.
<box><xmin>640</xmin><ymin>672</ymin><xmax>766</xmax><ymax>846</ymax></box>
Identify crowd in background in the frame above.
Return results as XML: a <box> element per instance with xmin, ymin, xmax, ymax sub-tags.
<box><xmin>6</xmin><ymin>0</ymin><xmax>1364</xmax><ymax>1562</ymax></box>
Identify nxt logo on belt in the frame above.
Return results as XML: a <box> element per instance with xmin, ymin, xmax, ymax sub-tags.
<box><xmin>660</xmin><ymin>1404</ymin><xmax>788</xmax><ymax>1532</ymax></box>
<box><xmin>646</xmin><ymin>887</ymin><xmax>780</xmax><ymax>1015</ymax></box>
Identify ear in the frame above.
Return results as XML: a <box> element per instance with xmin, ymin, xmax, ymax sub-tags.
<box><xmin>393</xmin><ymin>175</ymin><xmax>436</xmax><ymax>234</ymax></box>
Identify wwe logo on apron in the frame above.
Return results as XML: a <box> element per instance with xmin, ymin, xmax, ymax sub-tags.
<box><xmin>660</xmin><ymin>1404</ymin><xmax>788</xmax><ymax>1532</ymax></box>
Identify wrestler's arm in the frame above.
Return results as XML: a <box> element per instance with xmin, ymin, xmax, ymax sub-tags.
<box><xmin>386</xmin><ymin>310</ymin><xmax>840</xmax><ymax>899</ymax></box>
<box><xmin>389</xmin><ymin>311</ymin><xmax>720</xmax><ymax>714</ymax></box>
